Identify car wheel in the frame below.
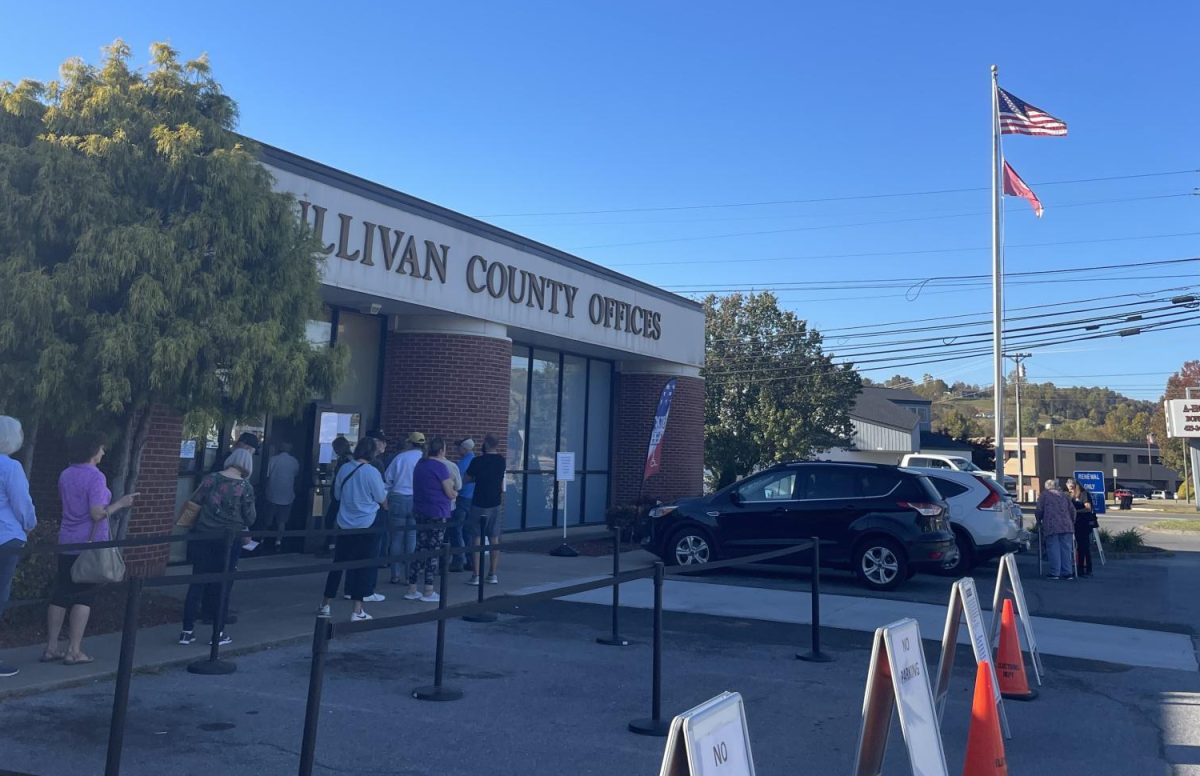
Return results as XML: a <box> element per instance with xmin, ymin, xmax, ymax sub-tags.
<box><xmin>938</xmin><ymin>528</ymin><xmax>975</xmax><ymax>576</ymax></box>
<box><xmin>666</xmin><ymin>527</ymin><xmax>715</xmax><ymax>567</ymax></box>
<box><xmin>854</xmin><ymin>537</ymin><xmax>908</xmax><ymax>591</ymax></box>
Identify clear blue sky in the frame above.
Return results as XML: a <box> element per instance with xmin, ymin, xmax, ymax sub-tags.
<box><xmin>3</xmin><ymin>1</ymin><xmax>1196</xmax><ymax>398</ymax></box>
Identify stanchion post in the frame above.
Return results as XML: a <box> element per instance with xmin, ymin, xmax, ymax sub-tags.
<box><xmin>628</xmin><ymin>561</ymin><xmax>669</xmax><ymax>736</ymax></box>
<box><xmin>597</xmin><ymin>527</ymin><xmax>631</xmax><ymax>646</ymax></box>
<box><xmin>797</xmin><ymin>537</ymin><xmax>833</xmax><ymax>662</ymax></box>
<box><xmin>104</xmin><ymin>576</ymin><xmax>143</xmax><ymax>776</ymax></box>
<box><xmin>414</xmin><ymin>538</ymin><xmax>463</xmax><ymax>701</ymax></box>
<box><xmin>463</xmin><ymin>512</ymin><xmax>497</xmax><ymax>623</ymax></box>
<box><xmin>298</xmin><ymin>615</ymin><xmax>332</xmax><ymax>776</ymax></box>
<box><xmin>188</xmin><ymin>530</ymin><xmax>237</xmax><ymax>675</ymax></box>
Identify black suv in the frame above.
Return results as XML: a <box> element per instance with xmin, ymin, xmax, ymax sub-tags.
<box><xmin>643</xmin><ymin>461</ymin><xmax>957</xmax><ymax>591</ymax></box>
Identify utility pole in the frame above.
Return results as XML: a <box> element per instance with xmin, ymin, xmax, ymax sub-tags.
<box><xmin>1005</xmin><ymin>353</ymin><xmax>1032</xmax><ymax>502</ymax></box>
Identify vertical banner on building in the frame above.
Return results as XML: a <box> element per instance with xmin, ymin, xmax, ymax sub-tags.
<box><xmin>644</xmin><ymin>378</ymin><xmax>678</xmax><ymax>482</ymax></box>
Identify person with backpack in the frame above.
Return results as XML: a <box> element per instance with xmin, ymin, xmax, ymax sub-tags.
<box><xmin>319</xmin><ymin>438</ymin><xmax>388</xmax><ymax>621</ymax></box>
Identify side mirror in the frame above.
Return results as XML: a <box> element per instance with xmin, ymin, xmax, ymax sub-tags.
<box><xmin>729</xmin><ymin>490</ymin><xmax>742</xmax><ymax>506</ymax></box>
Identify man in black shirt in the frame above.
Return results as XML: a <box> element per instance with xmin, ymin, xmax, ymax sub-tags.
<box><xmin>464</xmin><ymin>433</ymin><xmax>506</xmax><ymax>585</ymax></box>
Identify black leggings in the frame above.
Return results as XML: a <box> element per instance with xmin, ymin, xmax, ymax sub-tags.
<box><xmin>323</xmin><ymin>532</ymin><xmax>376</xmax><ymax>601</ymax></box>
<box><xmin>1075</xmin><ymin>526</ymin><xmax>1094</xmax><ymax>574</ymax></box>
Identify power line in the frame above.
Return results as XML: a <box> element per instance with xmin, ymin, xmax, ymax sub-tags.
<box><xmin>476</xmin><ymin>169</ymin><xmax>1198</xmax><ymax>218</ymax></box>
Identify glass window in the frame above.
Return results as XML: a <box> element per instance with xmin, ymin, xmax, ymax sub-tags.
<box><xmin>527</xmin><ymin>350</ymin><xmax>558</xmax><ymax>475</ymax></box>
<box><xmin>331</xmin><ymin>311</ymin><xmax>382</xmax><ymax>429</ymax></box>
<box><xmin>507</xmin><ymin>347</ymin><xmax>530</xmax><ymax>472</ymax></box>
<box><xmin>1112</xmin><ymin>454</ymin><xmax>1129</xmax><ymax>464</ymax></box>
<box><xmin>858</xmin><ymin>470</ymin><xmax>902</xmax><ymax>497</ymax></box>
<box><xmin>1075</xmin><ymin>452</ymin><xmax>1103</xmax><ymax>463</ymax></box>
<box><xmin>525</xmin><ymin>473</ymin><xmax>555</xmax><ymax>529</ymax></box>
<box><xmin>584</xmin><ymin>473</ymin><xmax>609</xmax><ymax>523</ymax></box>
<box><xmin>586</xmin><ymin>361</ymin><xmax>612</xmax><ymax>471</ymax></box>
<box><xmin>738</xmin><ymin>471</ymin><xmax>797</xmax><ymax>502</ymax></box>
<box><xmin>557</xmin><ymin>473</ymin><xmax>584</xmax><ymax>526</ymax></box>
<box><xmin>930</xmin><ymin>478</ymin><xmax>969</xmax><ymax>499</ymax></box>
<box><xmin>559</xmin><ymin>355</ymin><xmax>587</xmax><ymax>469</ymax></box>
<box><xmin>503</xmin><ymin>472</ymin><xmax>524</xmax><ymax>531</ymax></box>
<box><xmin>796</xmin><ymin>467</ymin><xmax>858</xmax><ymax>500</ymax></box>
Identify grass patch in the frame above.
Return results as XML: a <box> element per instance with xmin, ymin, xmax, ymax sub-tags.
<box><xmin>1145</xmin><ymin>519</ymin><xmax>1200</xmax><ymax>533</ymax></box>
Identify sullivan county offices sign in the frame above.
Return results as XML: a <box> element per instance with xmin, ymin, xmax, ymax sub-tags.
<box><xmin>264</xmin><ymin>162</ymin><xmax>704</xmax><ymax>368</ymax></box>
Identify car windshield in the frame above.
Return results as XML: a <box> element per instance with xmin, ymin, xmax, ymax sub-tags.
<box><xmin>954</xmin><ymin>458</ymin><xmax>982</xmax><ymax>472</ymax></box>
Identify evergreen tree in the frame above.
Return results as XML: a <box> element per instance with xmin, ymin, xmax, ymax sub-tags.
<box><xmin>703</xmin><ymin>292</ymin><xmax>860</xmax><ymax>488</ymax></box>
<box><xmin>0</xmin><ymin>41</ymin><xmax>344</xmax><ymax>532</ymax></box>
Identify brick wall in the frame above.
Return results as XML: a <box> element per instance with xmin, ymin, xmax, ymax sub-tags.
<box><xmin>380</xmin><ymin>331</ymin><xmax>511</xmax><ymax>458</ymax></box>
<box><xmin>611</xmin><ymin>373</ymin><xmax>704</xmax><ymax>508</ymax></box>
<box><xmin>123</xmin><ymin>406</ymin><xmax>183</xmax><ymax>576</ymax></box>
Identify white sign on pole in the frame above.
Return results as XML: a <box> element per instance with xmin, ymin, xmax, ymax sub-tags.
<box><xmin>555</xmin><ymin>451</ymin><xmax>576</xmax><ymax>482</ymax></box>
<box><xmin>933</xmin><ymin>579</ymin><xmax>1010</xmax><ymax>739</ymax></box>
<box><xmin>853</xmin><ymin>618</ymin><xmax>949</xmax><ymax>776</ymax></box>
<box><xmin>989</xmin><ymin>553</ymin><xmax>1043</xmax><ymax>684</ymax></box>
<box><xmin>659</xmin><ymin>691</ymin><xmax>755</xmax><ymax>776</ymax></box>
<box><xmin>1165</xmin><ymin>399</ymin><xmax>1200</xmax><ymax>438</ymax></box>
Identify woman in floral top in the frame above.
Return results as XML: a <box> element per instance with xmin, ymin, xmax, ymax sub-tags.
<box><xmin>177</xmin><ymin>448</ymin><xmax>256</xmax><ymax>646</ymax></box>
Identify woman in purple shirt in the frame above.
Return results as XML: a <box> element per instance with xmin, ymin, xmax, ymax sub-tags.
<box><xmin>43</xmin><ymin>434</ymin><xmax>137</xmax><ymax>665</ymax></box>
<box><xmin>404</xmin><ymin>437</ymin><xmax>457</xmax><ymax>603</ymax></box>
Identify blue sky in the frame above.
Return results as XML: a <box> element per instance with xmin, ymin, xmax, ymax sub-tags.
<box><xmin>3</xmin><ymin>1</ymin><xmax>1196</xmax><ymax>398</ymax></box>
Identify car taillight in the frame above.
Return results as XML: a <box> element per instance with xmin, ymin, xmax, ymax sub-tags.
<box><xmin>977</xmin><ymin>489</ymin><xmax>1002</xmax><ymax>511</ymax></box>
<box><xmin>898</xmin><ymin>501</ymin><xmax>943</xmax><ymax>517</ymax></box>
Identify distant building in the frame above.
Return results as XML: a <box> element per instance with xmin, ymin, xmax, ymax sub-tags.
<box><xmin>1003</xmin><ymin>437</ymin><xmax>1181</xmax><ymax>500</ymax></box>
<box><xmin>823</xmin><ymin>387</ymin><xmax>972</xmax><ymax>464</ymax></box>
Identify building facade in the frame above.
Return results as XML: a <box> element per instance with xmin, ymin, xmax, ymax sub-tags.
<box><xmin>1003</xmin><ymin>437</ymin><xmax>1181</xmax><ymax>499</ymax></box>
<box><xmin>77</xmin><ymin>143</ymin><xmax>706</xmax><ymax>573</ymax></box>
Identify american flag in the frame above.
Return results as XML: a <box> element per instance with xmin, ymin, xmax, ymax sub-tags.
<box><xmin>998</xmin><ymin>88</ymin><xmax>1068</xmax><ymax>136</ymax></box>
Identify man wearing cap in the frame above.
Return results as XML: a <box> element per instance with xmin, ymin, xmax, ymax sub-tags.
<box><xmin>383</xmin><ymin>432</ymin><xmax>425</xmax><ymax>584</ymax></box>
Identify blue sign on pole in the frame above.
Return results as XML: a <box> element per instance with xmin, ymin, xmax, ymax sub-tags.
<box><xmin>1072</xmin><ymin>470</ymin><xmax>1107</xmax><ymax>515</ymax></box>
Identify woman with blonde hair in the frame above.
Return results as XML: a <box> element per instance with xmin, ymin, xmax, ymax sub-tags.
<box><xmin>0</xmin><ymin>417</ymin><xmax>37</xmax><ymax>678</ymax></box>
<box><xmin>177</xmin><ymin>448</ymin><xmax>256</xmax><ymax>647</ymax></box>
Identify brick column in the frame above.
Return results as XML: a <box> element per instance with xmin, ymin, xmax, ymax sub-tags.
<box><xmin>380</xmin><ymin>315</ymin><xmax>511</xmax><ymax>454</ymax></box>
<box><xmin>123</xmin><ymin>405</ymin><xmax>184</xmax><ymax>576</ymax></box>
<box><xmin>611</xmin><ymin>364</ymin><xmax>704</xmax><ymax>509</ymax></box>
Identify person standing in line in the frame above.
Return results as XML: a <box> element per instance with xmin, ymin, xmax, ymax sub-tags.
<box><xmin>177</xmin><ymin>448</ymin><xmax>256</xmax><ymax>646</ymax></box>
<box><xmin>45</xmin><ymin>434</ymin><xmax>137</xmax><ymax>665</ymax></box>
<box><xmin>265</xmin><ymin>442</ymin><xmax>300</xmax><ymax>552</ymax></box>
<box><xmin>405</xmin><ymin>437</ymin><xmax>456</xmax><ymax>603</ymax></box>
<box><xmin>319</xmin><ymin>437</ymin><xmax>387</xmax><ymax>621</ymax></box>
<box><xmin>465</xmin><ymin>433</ymin><xmax>506</xmax><ymax>586</ymax></box>
<box><xmin>321</xmin><ymin>436</ymin><xmax>353</xmax><ymax>556</ymax></box>
<box><xmin>357</xmin><ymin>429</ymin><xmax>390</xmax><ymax>603</ymax></box>
<box><xmin>383</xmin><ymin>432</ymin><xmax>425</xmax><ymax>584</ymax></box>
<box><xmin>1035</xmin><ymin>479</ymin><xmax>1077</xmax><ymax>580</ymax></box>
<box><xmin>1066</xmin><ymin>478</ymin><xmax>1098</xmax><ymax>578</ymax></box>
<box><xmin>0</xmin><ymin>417</ymin><xmax>37</xmax><ymax>678</ymax></box>
<box><xmin>449</xmin><ymin>438</ymin><xmax>475</xmax><ymax>572</ymax></box>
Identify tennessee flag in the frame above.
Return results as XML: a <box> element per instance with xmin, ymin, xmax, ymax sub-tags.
<box><xmin>1002</xmin><ymin>161</ymin><xmax>1044</xmax><ymax>218</ymax></box>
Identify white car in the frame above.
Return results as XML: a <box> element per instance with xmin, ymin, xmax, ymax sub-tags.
<box><xmin>899</xmin><ymin>453</ymin><xmax>1018</xmax><ymax>495</ymax></box>
<box><xmin>1150</xmin><ymin>490</ymin><xmax>1173</xmax><ymax>500</ymax></box>
<box><xmin>904</xmin><ymin>467</ymin><xmax>1027</xmax><ymax>575</ymax></box>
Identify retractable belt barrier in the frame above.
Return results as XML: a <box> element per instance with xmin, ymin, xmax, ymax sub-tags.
<box><xmin>13</xmin><ymin>524</ymin><xmax>824</xmax><ymax>776</ymax></box>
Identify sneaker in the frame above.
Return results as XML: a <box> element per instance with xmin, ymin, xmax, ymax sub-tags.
<box><xmin>351</xmin><ymin>610</ymin><xmax>372</xmax><ymax>622</ymax></box>
<box><xmin>403</xmin><ymin>591</ymin><xmax>423</xmax><ymax>600</ymax></box>
<box><xmin>467</xmin><ymin>576</ymin><xmax>480</xmax><ymax>586</ymax></box>
<box><xmin>317</xmin><ymin>604</ymin><xmax>331</xmax><ymax>617</ymax></box>
<box><xmin>343</xmin><ymin>594</ymin><xmax>352</xmax><ymax>600</ymax></box>
<box><xmin>419</xmin><ymin>592</ymin><xmax>440</xmax><ymax>603</ymax></box>
<box><xmin>0</xmin><ymin>662</ymin><xmax>18</xmax><ymax>678</ymax></box>
<box><xmin>178</xmin><ymin>631</ymin><xmax>196</xmax><ymax>645</ymax></box>
<box><xmin>486</xmin><ymin>575</ymin><xmax>499</xmax><ymax>585</ymax></box>
<box><xmin>363</xmin><ymin>593</ymin><xmax>387</xmax><ymax>603</ymax></box>
<box><xmin>1046</xmin><ymin>575</ymin><xmax>1061</xmax><ymax>580</ymax></box>
<box><xmin>1061</xmin><ymin>574</ymin><xmax>1075</xmax><ymax>580</ymax></box>
<box><xmin>209</xmin><ymin>632</ymin><xmax>232</xmax><ymax>646</ymax></box>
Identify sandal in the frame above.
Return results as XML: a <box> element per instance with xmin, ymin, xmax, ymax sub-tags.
<box><xmin>39</xmin><ymin>650</ymin><xmax>65</xmax><ymax>663</ymax></box>
<box><xmin>63</xmin><ymin>653</ymin><xmax>95</xmax><ymax>666</ymax></box>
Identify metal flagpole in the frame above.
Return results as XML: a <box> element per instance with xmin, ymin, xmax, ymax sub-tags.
<box><xmin>991</xmin><ymin>65</ymin><xmax>1006</xmax><ymax>485</ymax></box>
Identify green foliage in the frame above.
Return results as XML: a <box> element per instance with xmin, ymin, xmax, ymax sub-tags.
<box><xmin>1178</xmin><ymin>480</ymin><xmax>1192</xmax><ymax>501</ymax></box>
<box><xmin>0</xmin><ymin>41</ymin><xmax>345</xmax><ymax>502</ymax></box>
<box><xmin>1097</xmin><ymin>527</ymin><xmax>1112</xmax><ymax>545</ymax></box>
<box><xmin>703</xmin><ymin>292</ymin><xmax>861</xmax><ymax>489</ymax></box>
<box><xmin>1106</xmin><ymin>527</ymin><xmax>1146</xmax><ymax>552</ymax></box>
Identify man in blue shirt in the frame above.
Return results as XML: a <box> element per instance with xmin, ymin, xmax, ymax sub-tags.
<box><xmin>320</xmin><ymin>438</ymin><xmax>388</xmax><ymax>622</ymax></box>
<box><xmin>449</xmin><ymin>438</ymin><xmax>476</xmax><ymax>571</ymax></box>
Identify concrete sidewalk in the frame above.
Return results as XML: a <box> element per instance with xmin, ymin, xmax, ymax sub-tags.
<box><xmin>560</xmin><ymin>577</ymin><xmax>1200</xmax><ymax>671</ymax></box>
<box><xmin>0</xmin><ymin>532</ymin><xmax>624</xmax><ymax>699</ymax></box>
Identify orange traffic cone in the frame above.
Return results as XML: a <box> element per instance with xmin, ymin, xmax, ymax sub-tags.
<box><xmin>995</xmin><ymin>598</ymin><xmax>1038</xmax><ymax>701</ymax></box>
<box><xmin>963</xmin><ymin>662</ymin><xmax>1008</xmax><ymax>776</ymax></box>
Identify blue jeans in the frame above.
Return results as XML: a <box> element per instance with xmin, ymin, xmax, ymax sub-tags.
<box><xmin>0</xmin><ymin>539</ymin><xmax>24</xmax><ymax>621</ymax></box>
<box><xmin>1045</xmin><ymin>532</ymin><xmax>1073</xmax><ymax>577</ymax></box>
<box><xmin>450</xmin><ymin>496</ymin><xmax>472</xmax><ymax>566</ymax></box>
<box><xmin>387</xmin><ymin>494</ymin><xmax>416</xmax><ymax>579</ymax></box>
